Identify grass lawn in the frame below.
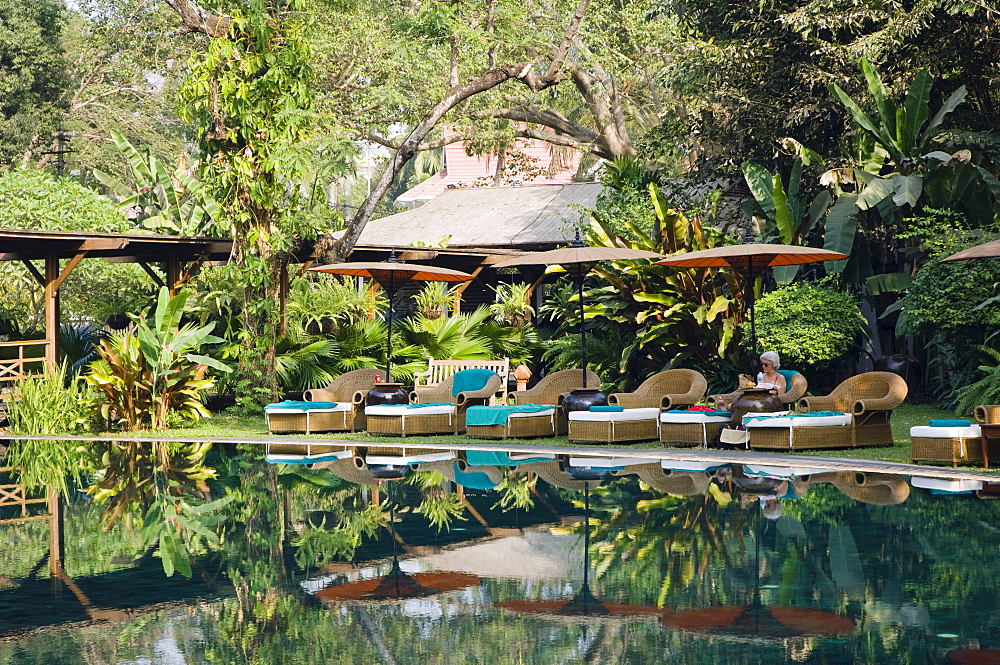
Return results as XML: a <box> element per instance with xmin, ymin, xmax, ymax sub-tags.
<box><xmin>150</xmin><ymin>402</ymin><xmax>976</xmax><ymax>469</ymax></box>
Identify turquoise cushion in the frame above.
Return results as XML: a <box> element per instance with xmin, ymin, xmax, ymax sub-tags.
<box><xmin>452</xmin><ymin>369</ymin><xmax>498</xmax><ymax>397</ymax></box>
<box><xmin>266</xmin><ymin>400</ymin><xmax>339</xmax><ymax>410</ymax></box>
<box><xmin>929</xmin><ymin>419</ymin><xmax>972</xmax><ymax>427</ymax></box>
<box><xmin>777</xmin><ymin>370</ymin><xmax>798</xmax><ymax>387</ymax></box>
<box><xmin>590</xmin><ymin>405</ymin><xmax>624</xmax><ymax>412</ymax></box>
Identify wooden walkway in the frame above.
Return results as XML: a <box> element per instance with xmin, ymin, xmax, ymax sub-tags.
<box><xmin>7</xmin><ymin>434</ymin><xmax>1000</xmax><ymax>482</ymax></box>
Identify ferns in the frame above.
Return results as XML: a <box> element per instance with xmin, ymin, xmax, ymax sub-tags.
<box><xmin>956</xmin><ymin>346</ymin><xmax>1000</xmax><ymax>415</ymax></box>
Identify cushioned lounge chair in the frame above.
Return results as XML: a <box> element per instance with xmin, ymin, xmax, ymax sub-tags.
<box><xmin>365</xmin><ymin>369</ymin><xmax>503</xmax><ymax>437</ymax></box>
<box><xmin>609</xmin><ymin>369</ymin><xmax>708</xmax><ymax>410</ymax></box>
<box><xmin>508</xmin><ymin>369</ymin><xmax>600</xmax><ymax>434</ymax></box>
<box><xmin>266</xmin><ymin>368</ymin><xmax>387</xmax><ymax>433</ymax></box>
<box><xmin>797</xmin><ymin>371</ymin><xmax>908</xmax><ymax>448</ymax></box>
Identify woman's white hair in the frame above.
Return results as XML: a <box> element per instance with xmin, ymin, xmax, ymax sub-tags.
<box><xmin>760</xmin><ymin>351</ymin><xmax>780</xmax><ymax>369</ymax></box>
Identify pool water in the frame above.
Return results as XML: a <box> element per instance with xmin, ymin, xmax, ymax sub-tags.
<box><xmin>1</xmin><ymin>450</ymin><xmax>998</xmax><ymax>664</ymax></box>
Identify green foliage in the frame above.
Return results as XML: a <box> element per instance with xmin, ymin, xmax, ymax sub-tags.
<box><xmin>141</xmin><ymin>490</ymin><xmax>233</xmax><ymax>578</ymax></box>
<box><xmin>412</xmin><ymin>281</ymin><xmax>458</xmax><ymax>319</ymax></box>
<box><xmin>4</xmin><ymin>366</ymin><xmax>93</xmax><ymax>497</ymax></box>
<box><xmin>956</xmin><ymin>346</ymin><xmax>1000</xmax><ymax>416</ymax></box>
<box><xmin>583</xmin><ymin>183</ymin><xmax>742</xmax><ymax>376</ymax></box>
<box><xmin>85</xmin><ymin>288</ymin><xmax>231</xmax><ymax>431</ymax></box>
<box><xmin>0</xmin><ymin>169</ymin><xmax>129</xmax><ymax>232</ymax></box>
<box><xmin>489</xmin><ymin>283</ymin><xmax>534</xmax><ymax>327</ymax></box>
<box><xmin>286</xmin><ymin>276</ymin><xmax>386</xmax><ymax>336</ymax></box>
<box><xmin>0</xmin><ymin>0</ymin><xmax>69</xmax><ymax>165</ymax></box>
<box><xmin>92</xmin><ymin>129</ymin><xmax>220</xmax><ymax>237</ymax></box>
<box><xmin>4</xmin><ymin>364</ymin><xmax>91</xmax><ymax>437</ymax></box>
<box><xmin>752</xmin><ymin>282</ymin><xmax>865</xmax><ymax>368</ymax></box>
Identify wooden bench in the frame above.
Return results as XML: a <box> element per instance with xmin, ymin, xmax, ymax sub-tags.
<box><xmin>413</xmin><ymin>358</ymin><xmax>510</xmax><ymax>404</ymax></box>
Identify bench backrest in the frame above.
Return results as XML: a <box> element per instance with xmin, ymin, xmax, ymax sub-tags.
<box><xmin>415</xmin><ymin>358</ymin><xmax>510</xmax><ymax>403</ymax></box>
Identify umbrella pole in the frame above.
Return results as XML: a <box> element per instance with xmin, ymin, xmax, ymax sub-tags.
<box><xmin>578</xmin><ymin>276</ymin><xmax>588</xmax><ymax>388</ymax></box>
<box><xmin>582</xmin><ymin>481</ymin><xmax>591</xmax><ymax>607</ymax></box>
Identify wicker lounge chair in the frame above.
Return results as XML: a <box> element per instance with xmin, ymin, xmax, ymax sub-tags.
<box><xmin>609</xmin><ymin>369</ymin><xmax>708</xmax><ymax>410</ymax></box>
<box><xmin>566</xmin><ymin>370</ymin><xmax>706</xmax><ymax>445</ymax></box>
<box><xmin>975</xmin><ymin>405</ymin><xmax>1000</xmax><ymax>423</ymax></box>
<box><xmin>797</xmin><ymin>371</ymin><xmax>908</xmax><ymax>448</ymax></box>
<box><xmin>365</xmin><ymin>370</ymin><xmax>503</xmax><ymax>436</ymax></box>
<box><xmin>709</xmin><ymin>370</ymin><xmax>808</xmax><ymax>410</ymax></box>
<box><xmin>266</xmin><ymin>369</ymin><xmax>387</xmax><ymax>433</ymax></box>
<box><xmin>508</xmin><ymin>369</ymin><xmax>600</xmax><ymax>434</ymax></box>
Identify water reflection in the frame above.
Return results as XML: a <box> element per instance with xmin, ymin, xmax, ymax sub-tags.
<box><xmin>1</xmin><ymin>446</ymin><xmax>999</xmax><ymax>664</ymax></box>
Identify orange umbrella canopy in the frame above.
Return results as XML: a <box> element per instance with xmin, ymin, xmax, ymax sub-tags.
<box><xmin>309</xmin><ymin>261</ymin><xmax>474</xmax><ymax>286</ymax></box>
<box><xmin>662</xmin><ymin>604</ymin><xmax>855</xmax><ymax>640</ymax></box>
<box><xmin>655</xmin><ymin>244</ymin><xmax>847</xmax><ymax>271</ymax></box>
<box><xmin>316</xmin><ymin>567</ymin><xmax>481</xmax><ymax>603</ymax></box>
<box><xmin>941</xmin><ymin>238</ymin><xmax>1000</xmax><ymax>262</ymax></box>
<box><xmin>492</xmin><ymin>246</ymin><xmax>663</xmax><ymax>270</ymax></box>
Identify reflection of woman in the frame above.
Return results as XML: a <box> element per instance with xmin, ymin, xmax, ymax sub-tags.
<box><xmin>755</xmin><ymin>351</ymin><xmax>786</xmax><ymax>395</ymax></box>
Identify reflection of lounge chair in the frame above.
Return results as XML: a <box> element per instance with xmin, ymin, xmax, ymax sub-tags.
<box><xmin>617</xmin><ymin>463</ymin><xmax>711</xmax><ymax>496</ymax></box>
<box><xmin>508</xmin><ymin>369</ymin><xmax>600</xmax><ymax>435</ymax></box>
<box><xmin>266</xmin><ymin>369</ymin><xmax>388</xmax><ymax>433</ymax></box>
<box><xmin>709</xmin><ymin>370</ymin><xmax>808</xmax><ymax>410</ymax></box>
<box><xmin>810</xmin><ymin>471</ymin><xmax>910</xmax><ymax>505</ymax></box>
<box><xmin>798</xmin><ymin>372</ymin><xmax>908</xmax><ymax>448</ymax></box>
<box><xmin>365</xmin><ymin>370</ymin><xmax>503</xmax><ymax>436</ymax></box>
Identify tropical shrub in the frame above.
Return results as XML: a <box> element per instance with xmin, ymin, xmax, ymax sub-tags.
<box><xmin>752</xmin><ymin>282</ymin><xmax>865</xmax><ymax>369</ymax></box>
<box><xmin>585</xmin><ymin>183</ymin><xmax>743</xmax><ymax>374</ymax></box>
<box><xmin>85</xmin><ymin>288</ymin><xmax>231</xmax><ymax>430</ymax></box>
<box><xmin>4</xmin><ymin>364</ymin><xmax>93</xmax><ymax>498</ymax></box>
<box><xmin>956</xmin><ymin>344</ymin><xmax>1000</xmax><ymax>415</ymax></box>
<box><xmin>490</xmin><ymin>282</ymin><xmax>534</xmax><ymax>327</ymax></box>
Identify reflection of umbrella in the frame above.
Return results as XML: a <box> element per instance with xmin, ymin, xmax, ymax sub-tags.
<box><xmin>496</xmin><ymin>478</ymin><xmax>660</xmax><ymax>622</ymax></box>
<box><xmin>492</xmin><ymin>235</ymin><xmax>661</xmax><ymax>389</ymax></box>
<box><xmin>310</xmin><ymin>255</ymin><xmax>473</xmax><ymax>378</ymax></box>
<box><xmin>662</xmin><ymin>604</ymin><xmax>855</xmax><ymax>639</ymax></box>
<box><xmin>942</xmin><ymin>238</ymin><xmax>1000</xmax><ymax>262</ymax></box>
<box><xmin>656</xmin><ymin>244</ymin><xmax>847</xmax><ymax>357</ymax></box>
<box><xmin>662</xmin><ymin>501</ymin><xmax>856</xmax><ymax>641</ymax></box>
<box><xmin>316</xmin><ymin>561</ymin><xmax>480</xmax><ymax>602</ymax></box>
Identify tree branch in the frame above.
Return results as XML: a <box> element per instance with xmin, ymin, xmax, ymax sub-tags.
<box><xmin>161</xmin><ymin>0</ymin><xmax>232</xmax><ymax>37</ymax></box>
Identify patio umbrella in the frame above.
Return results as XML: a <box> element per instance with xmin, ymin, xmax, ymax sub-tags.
<box><xmin>310</xmin><ymin>255</ymin><xmax>473</xmax><ymax>379</ymax></box>
<box><xmin>492</xmin><ymin>235</ymin><xmax>661</xmax><ymax>390</ymax></box>
<box><xmin>941</xmin><ymin>238</ymin><xmax>1000</xmax><ymax>262</ymax></box>
<box><xmin>656</xmin><ymin>244</ymin><xmax>847</xmax><ymax>358</ymax></box>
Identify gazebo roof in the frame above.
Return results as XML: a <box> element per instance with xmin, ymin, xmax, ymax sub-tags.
<box><xmin>0</xmin><ymin>228</ymin><xmax>234</xmax><ymax>262</ymax></box>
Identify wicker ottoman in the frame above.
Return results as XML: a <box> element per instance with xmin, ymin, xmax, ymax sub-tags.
<box><xmin>659</xmin><ymin>411</ymin><xmax>732</xmax><ymax>447</ymax></box>
<box><xmin>265</xmin><ymin>401</ymin><xmax>354</xmax><ymax>434</ymax></box>
<box><xmin>745</xmin><ymin>412</ymin><xmax>854</xmax><ymax>450</ymax></box>
<box><xmin>567</xmin><ymin>408</ymin><xmax>660</xmax><ymax>444</ymax></box>
<box><xmin>910</xmin><ymin>425</ymin><xmax>984</xmax><ymax>466</ymax></box>
<box><xmin>465</xmin><ymin>406</ymin><xmax>557</xmax><ymax>439</ymax></box>
<box><xmin>365</xmin><ymin>404</ymin><xmax>460</xmax><ymax>436</ymax></box>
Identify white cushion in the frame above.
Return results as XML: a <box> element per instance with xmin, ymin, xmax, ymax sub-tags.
<box><xmin>743</xmin><ymin>464</ymin><xmax>830</xmax><ymax>478</ymax></box>
<box><xmin>911</xmin><ymin>476</ymin><xmax>983</xmax><ymax>492</ymax></box>
<box><xmin>366</xmin><ymin>404</ymin><xmax>455</xmax><ymax>416</ymax></box>
<box><xmin>568</xmin><ymin>407</ymin><xmax>660</xmax><ymax>422</ymax></box>
<box><xmin>661</xmin><ymin>460</ymin><xmax>722</xmax><ymax>472</ymax></box>
<box><xmin>569</xmin><ymin>456</ymin><xmax>660</xmax><ymax>468</ymax></box>
<box><xmin>367</xmin><ymin>450</ymin><xmax>457</xmax><ymax>465</ymax></box>
<box><xmin>660</xmin><ymin>412</ymin><xmax>732</xmax><ymax>424</ymax></box>
<box><xmin>910</xmin><ymin>425</ymin><xmax>981</xmax><ymax>438</ymax></box>
<box><xmin>508</xmin><ymin>408</ymin><xmax>556</xmax><ymax>419</ymax></box>
<box><xmin>744</xmin><ymin>413</ymin><xmax>852</xmax><ymax>428</ymax></box>
<box><xmin>265</xmin><ymin>402</ymin><xmax>352</xmax><ymax>413</ymax></box>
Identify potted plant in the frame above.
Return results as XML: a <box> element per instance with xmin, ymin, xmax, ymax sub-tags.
<box><xmin>490</xmin><ymin>283</ymin><xmax>534</xmax><ymax>327</ymax></box>
<box><xmin>413</xmin><ymin>282</ymin><xmax>456</xmax><ymax>320</ymax></box>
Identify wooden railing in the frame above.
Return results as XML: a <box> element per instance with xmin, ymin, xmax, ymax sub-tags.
<box><xmin>0</xmin><ymin>466</ymin><xmax>48</xmax><ymax>524</ymax></box>
<box><xmin>0</xmin><ymin>340</ymin><xmax>48</xmax><ymax>386</ymax></box>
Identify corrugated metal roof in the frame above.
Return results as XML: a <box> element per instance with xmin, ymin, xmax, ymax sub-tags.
<box><xmin>357</xmin><ymin>183</ymin><xmax>602</xmax><ymax>249</ymax></box>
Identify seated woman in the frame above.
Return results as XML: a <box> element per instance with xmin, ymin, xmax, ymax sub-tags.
<box><xmin>755</xmin><ymin>351</ymin><xmax>787</xmax><ymax>395</ymax></box>
<box><xmin>712</xmin><ymin>351</ymin><xmax>787</xmax><ymax>412</ymax></box>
